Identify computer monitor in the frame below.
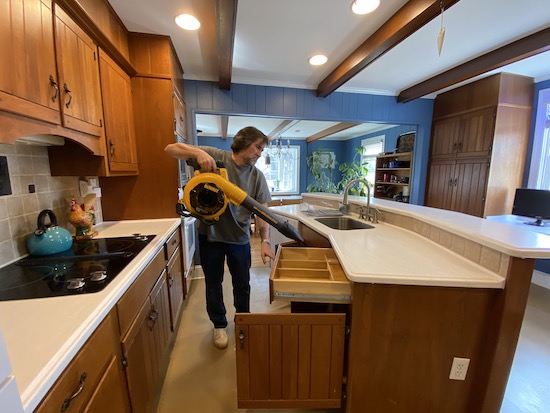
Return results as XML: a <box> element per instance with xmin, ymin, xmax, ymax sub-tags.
<box><xmin>512</xmin><ymin>188</ymin><xmax>550</xmax><ymax>226</ymax></box>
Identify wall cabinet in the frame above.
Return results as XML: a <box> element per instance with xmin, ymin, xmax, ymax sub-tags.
<box><xmin>173</xmin><ymin>90</ymin><xmax>187</xmax><ymax>141</ymax></box>
<box><xmin>34</xmin><ymin>309</ymin><xmax>130</xmax><ymax>413</ymax></box>
<box><xmin>100</xmin><ymin>34</ymin><xmax>185</xmax><ymax>220</ymax></box>
<box><xmin>98</xmin><ymin>49</ymin><xmax>138</xmax><ymax>174</ymax></box>
<box><xmin>54</xmin><ymin>5</ymin><xmax>103</xmax><ymax>137</ymax></box>
<box><xmin>0</xmin><ymin>0</ymin><xmax>60</xmax><ymax>125</ymax></box>
<box><xmin>374</xmin><ymin>151</ymin><xmax>413</xmax><ymax>203</ymax></box>
<box><xmin>425</xmin><ymin>73</ymin><xmax>533</xmax><ymax>217</ymax></box>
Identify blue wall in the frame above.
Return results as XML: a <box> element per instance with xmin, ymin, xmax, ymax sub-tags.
<box><xmin>184</xmin><ymin>80</ymin><xmax>434</xmax><ymax>205</ymax></box>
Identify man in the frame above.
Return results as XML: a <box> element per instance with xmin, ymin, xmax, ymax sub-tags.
<box><xmin>165</xmin><ymin>126</ymin><xmax>276</xmax><ymax>349</ymax></box>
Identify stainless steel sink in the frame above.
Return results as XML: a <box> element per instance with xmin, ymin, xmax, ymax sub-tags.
<box><xmin>315</xmin><ymin>217</ymin><xmax>375</xmax><ymax>230</ymax></box>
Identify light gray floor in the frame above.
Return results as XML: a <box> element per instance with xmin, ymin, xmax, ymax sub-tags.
<box><xmin>156</xmin><ymin>266</ymin><xmax>550</xmax><ymax>413</ymax></box>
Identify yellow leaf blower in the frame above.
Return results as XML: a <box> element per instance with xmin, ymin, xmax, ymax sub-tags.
<box><xmin>176</xmin><ymin>166</ymin><xmax>304</xmax><ymax>243</ymax></box>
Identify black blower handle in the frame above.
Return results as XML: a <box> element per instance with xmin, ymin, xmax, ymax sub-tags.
<box><xmin>241</xmin><ymin>196</ymin><xmax>304</xmax><ymax>243</ymax></box>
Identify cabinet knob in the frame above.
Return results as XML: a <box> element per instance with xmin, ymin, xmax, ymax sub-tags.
<box><xmin>238</xmin><ymin>329</ymin><xmax>245</xmax><ymax>349</ymax></box>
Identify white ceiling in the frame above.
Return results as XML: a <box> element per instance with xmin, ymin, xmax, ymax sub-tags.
<box><xmin>108</xmin><ymin>0</ymin><xmax>550</xmax><ymax>139</ymax></box>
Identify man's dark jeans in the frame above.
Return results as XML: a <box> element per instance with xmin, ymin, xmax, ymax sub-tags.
<box><xmin>199</xmin><ymin>234</ymin><xmax>251</xmax><ymax>328</ymax></box>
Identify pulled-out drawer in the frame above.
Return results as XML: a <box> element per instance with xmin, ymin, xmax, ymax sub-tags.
<box><xmin>269</xmin><ymin>247</ymin><xmax>351</xmax><ymax>303</ymax></box>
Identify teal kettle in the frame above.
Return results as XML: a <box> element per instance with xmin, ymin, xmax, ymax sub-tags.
<box><xmin>27</xmin><ymin>210</ymin><xmax>73</xmax><ymax>256</ymax></box>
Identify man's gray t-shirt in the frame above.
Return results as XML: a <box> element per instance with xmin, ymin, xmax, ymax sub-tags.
<box><xmin>187</xmin><ymin>146</ymin><xmax>271</xmax><ymax>245</ymax></box>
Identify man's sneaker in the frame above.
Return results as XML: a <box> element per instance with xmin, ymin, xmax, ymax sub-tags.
<box><xmin>213</xmin><ymin>328</ymin><xmax>228</xmax><ymax>349</ymax></box>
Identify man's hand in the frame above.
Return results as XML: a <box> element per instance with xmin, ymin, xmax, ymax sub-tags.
<box><xmin>260</xmin><ymin>241</ymin><xmax>275</xmax><ymax>264</ymax></box>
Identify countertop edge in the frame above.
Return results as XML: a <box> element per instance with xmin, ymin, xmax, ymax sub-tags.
<box><xmin>15</xmin><ymin>218</ymin><xmax>181</xmax><ymax>413</ymax></box>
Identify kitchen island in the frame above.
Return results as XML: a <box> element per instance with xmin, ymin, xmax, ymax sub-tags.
<box><xmin>258</xmin><ymin>193</ymin><xmax>550</xmax><ymax>413</ymax></box>
<box><xmin>0</xmin><ymin>218</ymin><xmax>181</xmax><ymax>413</ymax></box>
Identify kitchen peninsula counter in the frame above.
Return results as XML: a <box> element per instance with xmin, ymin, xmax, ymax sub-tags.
<box><xmin>267</xmin><ymin>194</ymin><xmax>550</xmax><ymax>413</ymax></box>
<box><xmin>0</xmin><ymin>218</ymin><xmax>181</xmax><ymax>413</ymax></box>
<box><xmin>269</xmin><ymin>194</ymin><xmax>550</xmax><ymax>288</ymax></box>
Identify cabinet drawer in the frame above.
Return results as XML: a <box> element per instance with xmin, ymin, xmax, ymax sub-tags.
<box><xmin>117</xmin><ymin>249</ymin><xmax>166</xmax><ymax>338</ymax></box>
<box><xmin>270</xmin><ymin>247</ymin><xmax>351</xmax><ymax>304</ymax></box>
<box><xmin>164</xmin><ymin>229</ymin><xmax>181</xmax><ymax>261</ymax></box>
<box><xmin>35</xmin><ymin>311</ymin><xmax>118</xmax><ymax>413</ymax></box>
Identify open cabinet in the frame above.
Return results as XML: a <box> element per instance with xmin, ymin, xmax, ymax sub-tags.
<box><xmin>235</xmin><ymin>244</ymin><xmax>351</xmax><ymax>409</ymax></box>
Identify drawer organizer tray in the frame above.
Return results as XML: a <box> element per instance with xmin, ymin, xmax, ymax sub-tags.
<box><xmin>270</xmin><ymin>247</ymin><xmax>351</xmax><ymax>303</ymax></box>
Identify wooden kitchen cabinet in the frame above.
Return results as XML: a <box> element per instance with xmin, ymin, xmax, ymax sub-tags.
<box><xmin>34</xmin><ymin>309</ymin><xmax>130</xmax><ymax>413</ymax></box>
<box><xmin>117</xmin><ymin>228</ymin><xmax>183</xmax><ymax>413</ymax></box>
<box><xmin>173</xmin><ymin>90</ymin><xmax>187</xmax><ymax>141</ymax></box>
<box><xmin>100</xmin><ymin>33</ymin><xmax>184</xmax><ymax>220</ymax></box>
<box><xmin>235</xmin><ymin>313</ymin><xmax>346</xmax><ymax>409</ymax></box>
<box><xmin>98</xmin><ymin>49</ymin><xmax>138</xmax><ymax>174</ymax></box>
<box><xmin>165</xmin><ymin>228</ymin><xmax>185</xmax><ymax>329</ymax></box>
<box><xmin>425</xmin><ymin>73</ymin><xmax>533</xmax><ymax>217</ymax></box>
<box><xmin>0</xmin><ymin>0</ymin><xmax>60</xmax><ymax>125</ymax></box>
<box><xmin>235</xmin><ymin>244</ymin><xmax>350</xmax><ymax>409</ymax></box>
<box><xmin>54</xmin><ymin>5</ymin><xmax>103</xmax><ymax>137</ymax></box>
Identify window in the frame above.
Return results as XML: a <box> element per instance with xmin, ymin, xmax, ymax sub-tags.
<box><xmin>528</xmin><ymin>88</ymin><xmax>550</xmax><ymax>189</ymax></box>
<box><xmin>361</xmin><ymin>135</ymin><xmax>385</xmax><ymax>186</ymax></box>
<box><xmin>256</xmin><ymin>146</ymin><xmax>300</xmax><ymax>194</ymax></box>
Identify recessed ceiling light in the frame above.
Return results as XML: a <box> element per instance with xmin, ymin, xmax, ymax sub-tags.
<box><xmin>309</xmin><ymin>55</ymin><xmax>328</xmax><ymax>66</ymax></box>
<box><xmin>175</xmin><ymin>14</ymin><xmax>200</xmax><ymax>30</ymax></box>
<box><xmin>351</xmin><ymin>0</ymin><xmax>380</xmax><ymax>15</ymax></box>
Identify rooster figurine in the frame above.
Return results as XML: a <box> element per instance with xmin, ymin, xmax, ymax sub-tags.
<box><xmin>68</xmin><ymin>197</ymin><xmax>95</xmax><ymax>239</ymax></box>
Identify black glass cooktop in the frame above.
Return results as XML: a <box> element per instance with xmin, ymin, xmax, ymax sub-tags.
<box><xmin>0</xmin><ymin>234</ymin><xmax>155</xmax><ymax>301</ymax></box>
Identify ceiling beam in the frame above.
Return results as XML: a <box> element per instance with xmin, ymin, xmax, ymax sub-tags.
<box><xmin>316</xmin><ymin>0</ymin><xmax>461</xmax><ymax>98</ymax></box>
<box><xmin>397</xmin><ymin>27</ymin><xmax>550</xmax><ymax>102</ymax></box>
<box><xmin>215</xmin><ymin>0</ymin><xmax>238</xmax><ymax>90</ymax></box>
<box><xmin>306</xmin><ymin>123</ymin><xmax>359</xmax><ymax>143</ymax></box>
<box><xmin>220</xmin><ymin>115</ymin><xmax>229</xmax><ymax>140</ymax></box>
<box><xmin>267</xmin><ymin>119</ymin><xmax>300</xmax><ymax>140</ymax></box>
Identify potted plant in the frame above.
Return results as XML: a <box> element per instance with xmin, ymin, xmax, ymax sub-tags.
<box><xmin>306</xmin><ymin>149</ymin><xmax>338</xmax><ymax>193</ymax></box>
<box><xmin>337</xmin><ymin>146</ymin><xmax>370</xmax><ymax>196</ymax></box>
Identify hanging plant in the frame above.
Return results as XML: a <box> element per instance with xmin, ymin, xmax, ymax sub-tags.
<box><xmin>306</xmin><ymin>149</ymin><xmax>338</xmax><ymax>193</ymax></box>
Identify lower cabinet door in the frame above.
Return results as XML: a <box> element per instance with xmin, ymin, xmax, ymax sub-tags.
<box><xmin>235</xmin><ymin>313</ymin><xmax>346</xmax><ymax>409</ymax></box>
<box><xmin>82</xmin><ymin>356</ymin><xmax>131</xmax><ymax>413</ymax></box>
<box><xmin>121</xmin><ymin>296</ymin><xmax>157</xmax><ymax>413</ymax></box>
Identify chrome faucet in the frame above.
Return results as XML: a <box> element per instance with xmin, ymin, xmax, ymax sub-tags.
<box><xmin>340</xmin><ymin>178</ymin><xmax>370</xmax><ymax>216</ymax></box>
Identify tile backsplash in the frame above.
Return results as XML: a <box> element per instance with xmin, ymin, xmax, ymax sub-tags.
<box><xmin>0</xmin><ymin>143</ymin><xmax>102</xmax><ymax>266</ymax></box>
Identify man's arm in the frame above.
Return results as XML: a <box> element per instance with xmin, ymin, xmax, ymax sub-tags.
<box><xmin>257</xmin><ymin>205</ymin><xmax>276</xmax><ymax>264</ymax></box>
<box><xmin>165</xmin><ymin>142</ymin><xmax>217</xmax><ymax>171</ymax></box>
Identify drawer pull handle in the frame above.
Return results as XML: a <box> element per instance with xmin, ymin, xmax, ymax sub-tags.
<box><xmin>61</xmin><ymin>372</ymin><xmax>87</xmax><ymax>412</ymax></box>
<box><xmin>238</xmin><ymin>329</ymin><xmax>245</xmax><ymax>349</ymax></box>
<box><xmin>171</xmin><ymin>239</ymin><xmax>177</xmax><ymax>246</ymax></box>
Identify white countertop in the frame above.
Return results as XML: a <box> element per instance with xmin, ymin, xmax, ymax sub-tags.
<box><xmin>0</xmin><ymin>218</ymin><xmax>181</xmax><ymax>413</ymax></box>
<box><xmin>300</xmin><ymin>193</ymin><xmax>550</xmax><ymax>258</ymax></box>
<box><xmin>270</xmin><ymin>194</ymin><xmax>550</xmax><ymax>288</ymax></box>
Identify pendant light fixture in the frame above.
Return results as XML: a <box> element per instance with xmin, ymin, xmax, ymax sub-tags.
<box><xmin>437</xmin><ymin>0</ymin><xmax>446</xmax><ymax>56</ymax></box>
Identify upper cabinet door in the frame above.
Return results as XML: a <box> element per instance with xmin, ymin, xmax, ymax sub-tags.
<box><xmin>172</xmin><ymin>90</ymin><xmax>187</xmax><ymax>141</ymax></box>
<box><xmin>0</xmin><ymin>0</ymin><xmax>60</xmax><ymax>124</ymax></box>
<box><xmin>54</xmin><ymin>5</ymin><xmax>103</xmax><ymax>137</ymax></box>
<box><xmin>99</xmin><ymin>49</ymin><xmax>138</xmax><ymax>173</ymax></box>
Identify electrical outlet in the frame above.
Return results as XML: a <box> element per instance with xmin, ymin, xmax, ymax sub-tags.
<box><xmin>449</xmin><ymin>357</ymin><xmax>470</xmax><ymax>380</ymax></box>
